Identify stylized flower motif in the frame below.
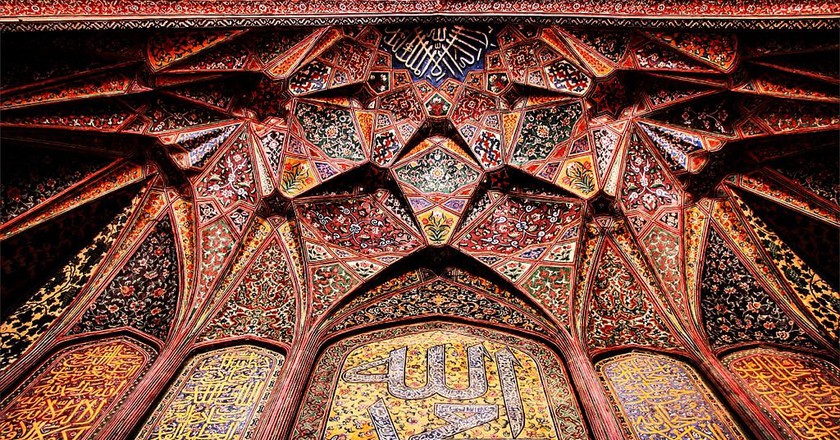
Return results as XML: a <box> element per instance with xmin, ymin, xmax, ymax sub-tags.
<box><xmin>422</xmin><ymin>210</ymin><xmax>453</xmax><ymax>244</ymax></box>
<box><xmin>564</xmin><ymin>161</ymin><xmax>595</xmax><ymax>194</ymax></box>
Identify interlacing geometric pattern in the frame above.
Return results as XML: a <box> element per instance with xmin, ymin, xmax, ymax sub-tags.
<box><xmin>0</xmin><ymin>16</ymin><xmax>838</xmax><ymax>440</ymax></box>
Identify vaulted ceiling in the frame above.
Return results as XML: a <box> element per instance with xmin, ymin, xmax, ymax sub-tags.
<box><xmin>0</xmin><ymin>20</ymin><xmax>838</xmax><ymax>439</ymax></box>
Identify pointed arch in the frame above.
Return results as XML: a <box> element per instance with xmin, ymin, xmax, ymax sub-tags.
<box><xmin>0</xmin><ymin>336</ymin><xmax>155</xmax><ymax>439</ymax></box>
<box><xmin>292</xmin><ymin>321</ymin><xmax>589</xmax><ymax>440</ymax></box>
<box><xmin>596</xmin><ymin>351</ymin><xmax>747</xmax><ymax>440</ymax></box>
<box><xmin>723</xmin><ymin>347</ymin><xmax>840</xmax><ymax>439</ymax></box>
<box><xmin>134</xmin><ymin>344</ymin><xmax>285</xmax><ymax>440</ymax></box>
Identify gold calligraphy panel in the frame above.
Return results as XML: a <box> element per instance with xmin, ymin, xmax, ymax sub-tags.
<box><xmin>0</xmin><ymin>337</ymin><xmax>153</xmax><ymax>440</ymax></box>
<box><xmin>310</xmin><ymin>326</ymin><xmax>586</xmax><ymax>440</ymax></box>
<box><xmin>136</xmin><ymin>345</ymin><xmax>284</xmax><ymax>440</ymax></box>
<box><xmin>598</xmin><ymin>352</ymin><xmax>746</xmax><ymax>440</ymax></box>
<box><xmin>724</xmin><ymin>348</ymin><xmax>840</xmax><ymax>440</ymax></box>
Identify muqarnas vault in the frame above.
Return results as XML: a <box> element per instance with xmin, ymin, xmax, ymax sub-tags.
<box><xmin>0</xmin><ymin>9</ymin><xmax>839</xmax><ymax>440</ymax></box>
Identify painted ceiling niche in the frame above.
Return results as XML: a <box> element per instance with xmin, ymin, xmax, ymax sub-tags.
<box><xmin>0</xmin><ymin>337</ymin><xmax>155</xmax><ymax>439</ymax></box>
<box><xmin>135</xmin><ymin>345</ymin><xmax>285</xmax><ymax>439</ymax></box>
<box><xmin>723</xmin><ymin>348</ymin><xmax>840</xmax><ymax>439</ymax></box>
<box><xmin>0</xmin><ymin>15</ymin><xmax>838</xmax><ymax>440</ymax></box>
<box><xmin>393</xmin><ymin>136</ymin><xmax>483</xmax><ymax>246</ymax></box>
<box><xmin>294</xmin><ymin>322</ymin><xmax>588</xmax><ymax>440</ymax></box>
<box><xmin>598</xmin><ymin>352</ymin><xmax>748</xmax><ymax>440</ymax></box>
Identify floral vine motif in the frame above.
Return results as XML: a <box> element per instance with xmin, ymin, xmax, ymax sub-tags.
<box><xmin>202</xmin><ymin>240</ymin><xmax>296</xmax><ymax>343</ymax></box>
<box><xmin>652</xmin><ymin>32</ymin><xmax>738</xmax><ymax>71</ymax></box>
<box><xmin>0</xmin><ymin>196</ymin><xmax>135</xmax><ymax>372</ymax></box>
<box><xmin>450</xmin><ymin>87</ymin><xmax>496</xmax><ymax>125</ymax></box>
<box><xmin>310</xmin><ymin>263</ymin><xmax>356</xmax><ymax>317</ymax></box>
<box><xmin>147</xmin><ymin>96</ymin><xmax>228</xmax><ymax>134</ymax></box>
<box><xmin>330</xmin><ymin>278</ymin><xmax>541</xmax><ymax>332</ymax></box>
<box><xmin>621</xmin><ymin>133</ymin><xmax>677</xmax><ymax>214</ymax></box>
<box><xmin>511</xmin><ymin>102</ymin><xmax>583</xmax><ymax>165</ymax></box>
<box><xmin>586</xmin><ymin>244</ymin><xmax>680</xmax><ymax>351</ymax></box>
<box><xmin>73</xmin><ymin>216</ymin><xmax>179</xmax><ymax>340</ymax></box>
<box><xmin>567</xmin><ymin>29</ymin><xmax>630</xmax><ymax>63</ymax></box>
<box><xmin>756</xmin><ymin>100</ymin><xmax>840</xmax><ymax>134</ymax></box>
<box><xmin>280</xmin><ymin>161</ymin><xmax>312</xmax><ymax>194</ymax></box>
<box><xmin>638</xmin><ymin>122</ymin><xmax>704</xmax><ymax>172</ymax></box>
<box><xmin>700</xmin><ymin>228</ymin><xmax>817</xmax><ymax>349</ymax></box>
<box><xmin>302</xmin><ymin>197</ymin><xmax>420</xmax><ymax>255</ymax></box>
<box><xmin>196</xmin><ymin>130</ymin><xmax>258</xmax><ymax>208</ymax></box>
<box><xmin>732</xmin><ymin>194</ymin><xmax>839</xmax><ymax>342</ymax></box>
<box><xmin>147</xmin><ymin>30</ymin><xmax>241</xmax><ymax>70</ymax></box>
<box><xmin>293</xmin><ymin>101</ymin><xmax>365</xmax><ymax>161</ymax></box>
<box><xmin>1</xmin><ymin>148</ymin><xmax>110</xmax><ymax>224</ymax></box>
<box><xmin>379</xmin><ymin>87</ymin><xmax>424</xmax><ymax>123</ymax></box>
<box><xmin>772</xmin><ymin>150</ymin><xmax>839</xmax><ymax>206</ymax></box>
<box><xmin>562</xmin><ymin>160</ymin><xmax>595</xmax><ymax>194</ymax></box>
<box><xmin>457</xmin><ymin>196</ymin><xmax>580</xmax><ymax>253</ymax></box>
<box><xmin>288</xmin><ymin>61</ymin><xmax>330</xmax><ymax>95</ymax></box>
<box><xmin>656</xmin><ymin>97</ymin><xmax>736</xmax><ymax>135</ymax></box>
<box><xmin>394</xmin><ymin>147</ymin><xmax>480</xmax><ymax>194</ymax></box>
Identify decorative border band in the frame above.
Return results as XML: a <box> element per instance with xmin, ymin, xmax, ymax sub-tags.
<box><xmin>2</xmin><ymin>14</ymin><xmax>839</xmax><ymax>32</ymax></box>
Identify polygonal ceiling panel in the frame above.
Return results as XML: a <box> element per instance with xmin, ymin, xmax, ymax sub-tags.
<box><xmin>392</xmin><ymin>136</ymin><xmax>483</xmax><ymax>246</ymax></box>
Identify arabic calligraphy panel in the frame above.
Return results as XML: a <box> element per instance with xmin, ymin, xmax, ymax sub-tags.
<box><xmin>381</xmin><ymin>26</ymin><xmax>495</xmax><ymax>85</ymax></box>
<box><xmin>597</xmin><ymin>352</ymin><xmax>746</xmax><ymax>440</ymax></box>
<box><xmin>723</xmin><ymin>348</ymin><xmax>840</xmax><ymax>440</ymax></box>
<box><xmin>293</xmin><ymin>322</ymin><xmax>587</xmax><ymax>440</ymax></box>
<box><xmin>0</xmin><ymin>337</ymin><xmax>154</xmax><ymax>440</ymax></box>
<box><xmin>136</xmin><ymin>345</ymin><xmax>285</xmax><ymax>440</ymax></box>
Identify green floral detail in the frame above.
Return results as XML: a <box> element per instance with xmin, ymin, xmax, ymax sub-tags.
<box><xmin>421</xmin><ymin>211</ymin><xmax>454</xmax><ymax>245</ymax></box>
<box><xmin>523</xmin><ymin>265</ymin><xmax>572</xmax><ymax>312</ymax></box>
<box><xmin>294</xmin><ymin>102</ymin><xmax>365</xmax><ymax>161</ymax></box>
<box><xmin>512</xmin><ymin>102</ymin><xmax>584</xmax><ymax>165</ymax></box>
<box><xmin>281</xmin><ymin>162</ymin><xmax>311</xmax><ymax>194</ymax></box>
<box><xmin>311</xmin><ymin>263</ymin><xmax>356</xmax><ymax>318</ymax></box>
<box><xmin>395</xmin><ymin>147</ymin><xmax>479</xmax><ymax>194</ymax></box>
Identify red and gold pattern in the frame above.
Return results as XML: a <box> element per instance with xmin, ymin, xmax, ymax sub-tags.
<box><xmin>725</xmin><ymin>348</ymin><xmax>840</xmax><ymax>440</ymax></box>
<box><xmin>0</xmin><ymin>338</ymin><xmax>153</xmax><ymax>440</ymax></box>
<box><xmin>0</xmin><ymin>19</ymin><xmax>837</xmax><ymax>440</ymax></box>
